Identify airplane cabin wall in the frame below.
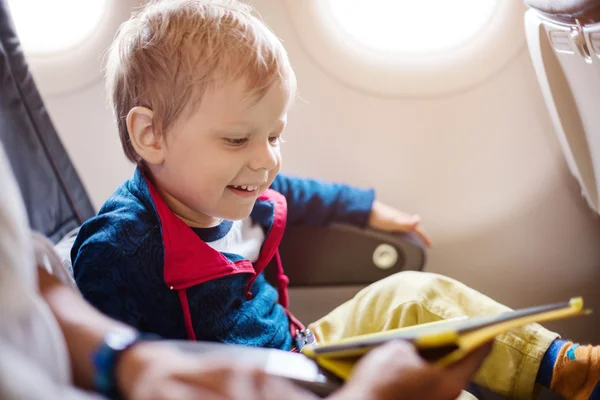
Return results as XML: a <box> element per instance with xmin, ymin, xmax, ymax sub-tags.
<box><xmin>22</xmin><ymin>0</ymin><xmax>600</xmax><ymax>342</ymax></box>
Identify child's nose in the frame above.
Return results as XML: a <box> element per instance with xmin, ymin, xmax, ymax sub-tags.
<box><xmin>249</xmin><ymin>142</ymin><xmax>278</xmax><ymax>171</ymax></box>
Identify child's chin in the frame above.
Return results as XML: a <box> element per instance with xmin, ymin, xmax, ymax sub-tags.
<box><xmin>219</xmin><ymin>208</ymin><xmax>252</xmax><ymax>221</ymax></box>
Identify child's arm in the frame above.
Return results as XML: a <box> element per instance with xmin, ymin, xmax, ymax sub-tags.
<box><xmin>269</xmin><ymin>173</ymin><xmax>375</xmax><ymax>227</ymax></box>
<box><xmin>72</xmin><ymin>243</ymin><xmax>142</xmax><ymax>327</ymax></box>
<box><xmin>72</xmin><ymin>241</ymin><xmax>173</xmax><ymax>333</ymax></box>
<box><xmin>269</xmin><ymin>174</ymin><xmax>432</xmax><ymax>246</ymax></box>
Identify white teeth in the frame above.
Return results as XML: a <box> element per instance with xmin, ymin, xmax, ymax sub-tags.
<box><xmin>233</xmin><ymin>185</ymin><xmax>258</xmax><ymax>191</ymax></box>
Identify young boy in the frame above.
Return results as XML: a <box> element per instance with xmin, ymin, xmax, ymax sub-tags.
<box><xmin>71</xmin><ymin>1</ymin><xmax>600</xmax><ymax>399</ymax></box>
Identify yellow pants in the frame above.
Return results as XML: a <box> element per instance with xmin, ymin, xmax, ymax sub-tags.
<box><xmin>308</xmin><ymin>271</ymin><xmax>559</xmax><ymax>400</ymax></box>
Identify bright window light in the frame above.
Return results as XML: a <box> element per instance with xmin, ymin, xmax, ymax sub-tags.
<box><xmin>323</xmin><ymin>0</ymin><xmax>498</xmax><ymax>55</ymax></box>
<box><xmin>7</xmin><ymin>0</ymin><xmax>107</xmax><ymax>54</ymax></box>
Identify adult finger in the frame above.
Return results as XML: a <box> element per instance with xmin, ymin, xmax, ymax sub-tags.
<box><xmin>444</xmin><ymin>342</ymin><xmax>493</xmax><ymax>384</ymax></box>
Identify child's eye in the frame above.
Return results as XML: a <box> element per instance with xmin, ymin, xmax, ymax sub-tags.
<box><xmin>225</xmin><ymin>138</ymin><xmax>248</xmax><ymax>146</ymax></box>
<box><xmin>269</xmin><ymin>135</ymin><xmax>285</xmax><ymax>145</ymax></box>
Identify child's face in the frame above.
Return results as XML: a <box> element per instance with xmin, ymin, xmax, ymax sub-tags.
<box><xmin>153</xmin><ymin>79</ymin><xmax>289</xmax><ymax>227</ymax></box>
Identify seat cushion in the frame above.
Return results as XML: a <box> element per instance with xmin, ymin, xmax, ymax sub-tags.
<box><xmin>524</xmin><ymin>0</ymin><xmax>600</xmax><ymax>23</ymax></box>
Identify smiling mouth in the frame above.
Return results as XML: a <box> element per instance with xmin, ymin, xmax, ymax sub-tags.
<box><xmin>227</xmin><ymin>184</ymin><xmax>261</xmax><ymax>197</ymax></box>
<box><xmin>229</xmin><ymin>185</ymin><xmax>260</xmax><ymax>192</ymax></box>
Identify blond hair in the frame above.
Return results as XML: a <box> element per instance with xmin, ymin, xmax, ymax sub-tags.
<box><xmin>104</xmin><ymin>0</ymin><xmax>296</xmax><ymax>163</ymax></box>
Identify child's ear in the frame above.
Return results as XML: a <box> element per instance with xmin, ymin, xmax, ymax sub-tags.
<box><xmin>126</xmin><ymin>107</ymin><xmax>165</xmax><ymax>165</ymax></box>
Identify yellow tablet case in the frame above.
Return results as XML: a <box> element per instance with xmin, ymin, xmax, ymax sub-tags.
<box><xmin>301</xmin><ymin>297</ymin><xmax>591</xmax><ymax>381</ymax></box>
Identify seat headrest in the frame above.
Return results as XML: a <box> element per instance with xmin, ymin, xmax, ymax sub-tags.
<box><xmin>524</xmin><ymin>0</ymin><xmax>600</xmax><ymax>23</ymax></box>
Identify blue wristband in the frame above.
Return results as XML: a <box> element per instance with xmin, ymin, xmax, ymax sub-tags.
<box><xmin>91</xmin><ymin>328</ymin><xmax>160</xmax><ymax>399</ymax></box>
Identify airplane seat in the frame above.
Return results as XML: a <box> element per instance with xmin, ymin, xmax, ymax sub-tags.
<box><xmin>523</xmin><ymin>0</ymin><xmax>600</xmax><ymax>214</ymax></box>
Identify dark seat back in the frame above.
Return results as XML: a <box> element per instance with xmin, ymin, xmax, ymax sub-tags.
<box><xmin>0</xmin><ymin>0</ymin><xmax>94</xmax><ymax>242</ymax></box>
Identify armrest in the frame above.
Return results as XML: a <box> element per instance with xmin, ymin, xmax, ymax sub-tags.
<box><xmin>277</xmin><ymin>223</ymin><xmax>427</xmax><ymax>287</ymax></box>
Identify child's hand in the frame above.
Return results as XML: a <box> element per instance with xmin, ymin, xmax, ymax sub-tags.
<box><xmin>368</xmin><ymin>200</ymin><xmax>432</xmax><ymax>247</ymax></box>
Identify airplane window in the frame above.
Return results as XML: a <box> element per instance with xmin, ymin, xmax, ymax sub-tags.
<box><xmin>7</xmin><ymin>0</ymin><xmax>107</xmax><ymax>54</ymax></box>
<box><xmin>323</xmin><ymin>0</ymin><xmax>498</xmax><ymax>55</ymax></box>
<box><xmin>284</xmin><ymin>0</ymin><xmax>520</xmax><ymax>97</ymax></box>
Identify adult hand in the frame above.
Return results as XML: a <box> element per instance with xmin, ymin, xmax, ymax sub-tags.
<box><xmin>331</xmin><ymin>340</ymin><xmax>492</xmax><ymax>400</ymax></box>
<box><xmin>116</xmin><ymin>341</ymin><xmax>319</xmax><ymax>400</ymax></box>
